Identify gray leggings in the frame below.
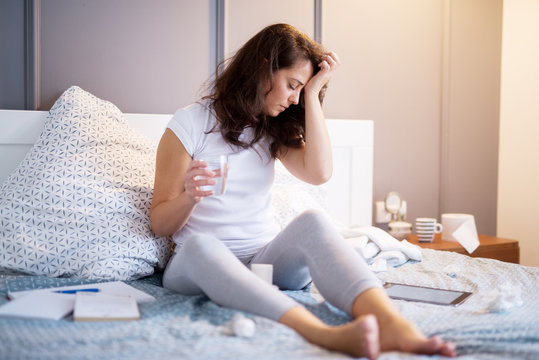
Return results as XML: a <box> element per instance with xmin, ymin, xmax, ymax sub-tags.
<box><xmin>162</xmin><ymin>209</ymin><xmax>382</xmax><ymax>321</ymax></box>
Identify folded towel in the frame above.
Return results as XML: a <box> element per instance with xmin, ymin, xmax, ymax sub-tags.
<box><xmin>341</xmin><ymin>226</ymin><xmax>422</xmax><ymax>272</ymax></box>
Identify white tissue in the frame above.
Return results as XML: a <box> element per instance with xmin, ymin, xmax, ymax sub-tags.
<box><xmin>229</xmin><ymin>314</ymin><xmax>256</xmax><ymax>338</ymax></box>
<box><xmin>485</xmin><ymin>283</ymin><xmax>523</xmax><ymax>313</ymax></box>
<box><xmin>442</xmin><ymin>214</ymin><xmax>479</xmax><ymax>254</ymax></box>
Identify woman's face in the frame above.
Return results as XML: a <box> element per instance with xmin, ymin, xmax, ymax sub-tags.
<box><xmin>263</xmin><ymin>59</ymin><xmax>314</xmax><ymax>117</ymax></box>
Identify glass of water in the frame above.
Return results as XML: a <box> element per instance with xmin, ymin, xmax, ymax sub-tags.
<box><xmin>199</xmin><ymin>155</ymin><xmax>228</xmax><ymax>196</ymax></box>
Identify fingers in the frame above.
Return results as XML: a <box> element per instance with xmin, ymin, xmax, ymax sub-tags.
<box><xmin>304</xmin><ymin>50</ymin><xmax>340</xmax><ymax>95</ymax></box>
<box><xmin>184</xmin><ymin>160</ymin><xmax>216</xmax><ymax>199</ymax></box>
<box><xmin>319</xmin><ymin>51</ymin><xmax>340</xmax><ymax>72</ymax></box>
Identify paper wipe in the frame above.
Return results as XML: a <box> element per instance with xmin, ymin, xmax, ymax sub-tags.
<box><xmin>230</xmin><ymin>314</ymin><xmax>256</xmax><ymax>338</ymax></box>
<box><xmin>485</xmin><ymin>283</ymin><xmax>523</xmax><ymax>313</ymax></box>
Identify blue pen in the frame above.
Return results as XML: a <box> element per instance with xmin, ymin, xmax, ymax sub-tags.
<box><xmin>53</xmin><ymin>288</ymin><xmax>100</xmax><ymax>294</ymax></box>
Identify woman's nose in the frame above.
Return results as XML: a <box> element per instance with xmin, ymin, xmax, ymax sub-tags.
<box><xmin>289</xmin><ymin>90</ymin><xmax>300</xmax><ymax>105</ymax></box>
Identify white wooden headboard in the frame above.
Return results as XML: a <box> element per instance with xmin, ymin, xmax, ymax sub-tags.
<box><xmin>0</xmin><ymin>110</ymin><xmax>373</xmax><ymax>227</ymax></box>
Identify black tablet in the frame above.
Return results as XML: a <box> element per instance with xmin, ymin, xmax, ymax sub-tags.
<box><xmin>384</xmin><ymin>282</ymin><xmax>472</xmax><ymax>306</ymax></box>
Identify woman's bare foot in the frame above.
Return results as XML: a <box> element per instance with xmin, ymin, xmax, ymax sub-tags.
<box><xmin>322</xmin><ymin>315</ymin><xmax>380</xmax><ymax>359</ymax></box>
<box><xmin>280</xmin><ymin>307</ymin><xmax>380</xmax><ymax>359</ymax></box>
<box><xmin>351</xmin><ymin>289</ymin><xmax>456</xmax><ymax>357</ymax></box>
<box><xmin>379</xmin><ymin>316</ymin><xmax>456</xmax><ymax>357</ymax></box>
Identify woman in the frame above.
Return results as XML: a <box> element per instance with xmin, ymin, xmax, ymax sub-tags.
<box><xmin>150</xmin><ymin>23</ymin><xmax>455</xmax><ymax>359</ymax></box>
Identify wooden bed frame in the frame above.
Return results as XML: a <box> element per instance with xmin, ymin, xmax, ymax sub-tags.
<box><xmin>0</xmin><ymin>109</ymin><xmax>374</xmax><ymax>227</ymax></box>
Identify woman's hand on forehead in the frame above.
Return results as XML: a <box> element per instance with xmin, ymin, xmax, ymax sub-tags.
<box><xmin>304</xmin><ymin>51</ymin><xmax>340</xmax><ymax>96</ymax></box>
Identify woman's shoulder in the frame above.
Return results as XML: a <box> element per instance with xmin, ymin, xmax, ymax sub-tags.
<box><xmin>184</xmin><ymin>99</ymin><xmax>212</xmax><ymax>114</ymax></box>
<box><xmin>170</xmin><ymin>100</ymin><xmax>216</xmax><ymax>128</ymax></box>
<box><xmin>172</xmin><ymin>99</ymin><xmax>209</xmax><ymax>117</ymax></box>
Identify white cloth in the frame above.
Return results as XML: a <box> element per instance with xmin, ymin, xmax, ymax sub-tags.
<box><xmin>341</xmin><ymin>226</ymin><xmax>422</xmax><ymax>272</ymax></box>
<box><xmin>167</xmin><ymin>101</ymin><xmax>280</xmax><ymax>257</ymax></box>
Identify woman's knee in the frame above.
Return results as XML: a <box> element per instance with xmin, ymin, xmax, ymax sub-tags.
<box><xmin>294</xmin><ymin>209</ymin><xmax>335</xmax><ymax>233</ymax></box>
<box><xmin>163</xmin><ymin>234</ymin><xmax>225</xmax><ymax>292</ymax></box>
<box><xmin>286</xmin><ymin>209</ymin><xmax>340</xmax><ymax>246</ymax></box>
<box><xmin>181</xmin><ymin>234</ymin><xmax>231</xmax><ymax>262</ymax></box>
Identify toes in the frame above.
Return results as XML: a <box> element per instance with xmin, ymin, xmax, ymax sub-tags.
<box><xmin>416</xmin><ymin>336</ymin><xmax>457</xmax><ymax>357</ymax></box>
<box><xmin>440</xmin><ymin>341</ymin><xmax>457</xmax><ymax>357</ymax></box>
<box><xmin>359</xmin><ymin>315</ymin><xmax>380</xmax><ymax>359</ymax></box>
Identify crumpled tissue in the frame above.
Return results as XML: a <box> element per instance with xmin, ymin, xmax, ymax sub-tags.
<box><xmin>484</xmin><ymin>282</ymin><xmax>523</xmax><ymax>313</ymax></box>
<box><xmin>222</xmin><ymin>313</ymin><xmax>256</xmax><ymax>337</ymax></box>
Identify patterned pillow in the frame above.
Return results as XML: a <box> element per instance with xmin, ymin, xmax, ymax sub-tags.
<box><xmin>0</xmin><ymin>86</ymin><xmax>172</xmax><ymax>280</ymax></box>
<box><xmin>271</xmin><ymin>160</ymin><xmax>330</xmax><ymax>229</ymax></box>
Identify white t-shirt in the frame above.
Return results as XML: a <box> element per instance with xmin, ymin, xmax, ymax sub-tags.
<box><xmin>167</xmin><ymin>101</ymin><xmax>280</xmax><ymax>257</ymax></box>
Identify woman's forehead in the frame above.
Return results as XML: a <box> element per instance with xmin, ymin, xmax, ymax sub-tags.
<box><xmin>278</xmin><ymin>59</ymin><xmax>313</xmax><ymax>82</ymax></box>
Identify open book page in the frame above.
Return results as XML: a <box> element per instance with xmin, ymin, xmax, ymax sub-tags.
<box><xmin>73</xmin><ymin>292</ymin><xmax>140</xmax><ymax>322</ymax></box>
<box><xmin>0</xmin><ymin>292</ymin><xmax>74</xmax><ymax>320</ymax></box>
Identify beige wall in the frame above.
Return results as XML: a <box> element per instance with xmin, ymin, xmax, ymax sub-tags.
<box><xmin>322</xmin><ymin>0</ymin><xmax>501</xmax><ymax>234</ymax></box>
<box><xmin>323</xmin><ymin>0</ymin><xmax>443</xmax><ymax>224</ymax></box>
<box><xmin>442</xmin><ymin>0</ymin><xmax>502</xmax><ymax>234</ymax></box>
<box><xmin>498</xmin><ymin>0</ymin><xmax>539</xmax><ymax>267</ymax></box>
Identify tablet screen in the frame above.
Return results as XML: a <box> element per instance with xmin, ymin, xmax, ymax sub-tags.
<box><xmin>384</xmin><ymin>283</ymin><xmax>472</xmax><ymax>306</ymax></box>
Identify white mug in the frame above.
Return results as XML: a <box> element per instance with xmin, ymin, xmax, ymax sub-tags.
<box><xmin>415</xmin><ymin>217</ymin><xmax>443</xmax><ymax>243</ymax></box>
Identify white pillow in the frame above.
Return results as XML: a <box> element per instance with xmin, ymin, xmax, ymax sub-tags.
<box><xmin>0</xmin><ymin>86</ymin><xmax>172</xmax><ymax>280</ymax></box>
<box><xmin>271</xmin><ymin>160</ymin><xmax>330</xmax><ymax>228</ymax></box>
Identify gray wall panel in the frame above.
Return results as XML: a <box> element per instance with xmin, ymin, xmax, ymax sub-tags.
<box><xmin>0</xmin><ymin>0</ymin><xmax>26</xmax><ymax>109</ymax></box>
<box><xmin>225</xmin><ymin>0</ymin><xmax>314</xmax><ymax>57</ymax></box>
<box><xmin>39</xmin><ymin>0</ymin><xmax>212</xmax><ymax>113</ymax></box>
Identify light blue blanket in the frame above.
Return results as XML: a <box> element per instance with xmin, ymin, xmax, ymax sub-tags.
<box><xmin>1</xmin><ymin>249</ymin><xmax>538</xmax><ymax>360</ymax></box>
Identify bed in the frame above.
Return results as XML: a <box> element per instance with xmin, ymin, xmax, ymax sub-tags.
<box><xmin>0</xmin><ymin>86</ymin><xmax>537</xmax><ymax>360</ymax></box>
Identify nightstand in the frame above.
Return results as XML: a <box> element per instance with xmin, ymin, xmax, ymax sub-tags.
<box><xmin>408</xmin><ymin>233</ymin><xmax>520</xmax><ymax>264</ymax></box>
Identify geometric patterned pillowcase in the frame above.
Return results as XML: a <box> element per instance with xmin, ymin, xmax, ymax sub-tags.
<box><xmin>271</xmin><ymin>160</ymin><xmax>330</xmax><ymax>229</ymax></box>
<box><xmin>0</xmin><ymin>86</ymin><xmax>172</xmax><ymax>280</ymax></box>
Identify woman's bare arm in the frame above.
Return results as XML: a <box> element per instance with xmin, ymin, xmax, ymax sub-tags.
<box><xmin>149</xmin><ymin>129</ymin><xmax>214</xmax><ymax>237</ymax></box>
<box><xmin>278</xmin><ymin>51</ymin><xmax>340</xmax><ymax>185</ymax></box>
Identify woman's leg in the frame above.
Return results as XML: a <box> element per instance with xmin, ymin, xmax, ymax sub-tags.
<box><xmin>163</xmin><ymin>234</ymin><xmax>298</xmax><ymax>320</ymax></box>
<box><xmin>163</xmin><ymin>233</ymin><xmax>381</xmax><ymax>358</ymax></box>
<box><xmin>253</xmin><ymin>209</ymin><xmax>456</xmax><ymax>357</ymax></box>
<box><xmin>251</xmin><ymin>209</ymin><xmax>382</xmax><ymax>316</ymax></box>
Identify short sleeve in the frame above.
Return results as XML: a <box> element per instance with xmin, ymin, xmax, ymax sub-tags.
<box><xmin>167</xmin><ymin>107</ymin><xmax>202</xmax><ymax>156</ymax></box>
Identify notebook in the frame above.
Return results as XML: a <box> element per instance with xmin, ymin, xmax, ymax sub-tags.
<box><xmin>0</xmin><ymin>292</ymin><xmax>75</xmax><ymax>320</ymax></box>
<box><xmin>1</xmin><ymin>281</ymin><xmax>153</xmax><ymax>321</ymax></box>
<box><xmin>8</xmin><ymin>281</ymin><xmax>155</xmax><ymax>303</ymax></box>
<box><xmin>73</xmin><ymin>292</ymin><xmax>140</xmax><ymax>322</ymax></box>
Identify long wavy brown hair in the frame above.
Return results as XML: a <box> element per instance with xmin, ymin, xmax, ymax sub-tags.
<box><xmin>203</xmin><ymin>23</ymin><xmax>327</xmax><ymax>158</ymax></box>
